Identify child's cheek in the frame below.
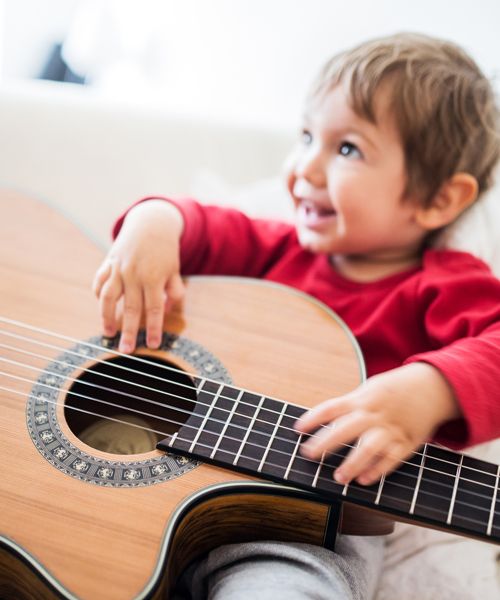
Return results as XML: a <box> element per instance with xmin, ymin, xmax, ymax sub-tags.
<box><xmin>285</xmin><ymin>172</ymin><xmax>299</xmax><ymax>206</ymax></box>
<box><xmin>282</xmin><ymin>149</ymin><xmax>301</xmax><ymax>196</ymax></box>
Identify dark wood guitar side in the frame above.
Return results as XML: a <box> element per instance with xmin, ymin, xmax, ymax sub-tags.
<box><xmin>0</xmin><ymin>192</ymin><xmax>498</xmax><ymax>600</ymax></box>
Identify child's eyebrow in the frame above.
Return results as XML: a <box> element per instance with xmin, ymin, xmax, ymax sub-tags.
<box><xmin>323</xmin><ymin>126</ymin><xmax>379</xmax><ymax>151</ymax></box>
<box><xmin>299</xmin><ymin>111</ymin><xmax>380</xmax><ymax>152</ymax></box>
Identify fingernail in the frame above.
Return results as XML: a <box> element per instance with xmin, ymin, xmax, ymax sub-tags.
<box><xmin>300</xmin><ymin>443</ymin><xmax>317</xmax><ymax>458</ymax></box>
<box><xmin>357</xmin><ymin>476</ymin><xmax>371</xmax><ymax>486</ymax></box>
<box><xmin>334</xmin><ymin>469</ymin><xmax>348</xmax><ymax>484</ymax></box>
<box><xmin>148</xmin><ymin>336</ymin><xmax>160</xmax><ymax>348</ymax></box>
<box><xmin>120</xmin><ymin>341</ymin><xmax>132</xmax><ymax>353</ymax></box>
<box><xmin>295</xmin><ymin>414</ymin><xmax>311</xmax><ymax>431</ymax></box>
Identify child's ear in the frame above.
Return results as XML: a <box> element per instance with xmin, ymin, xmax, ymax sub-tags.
<box><xmin>415</xmin><ymin>173</ymin><xmax>478</xmax><ymax>230</ymax></box>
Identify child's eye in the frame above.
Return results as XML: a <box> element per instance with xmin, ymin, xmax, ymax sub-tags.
<box><xmin>338</xmin><ymin>141</ymin><xmax>362</xmax><ymax>159</ymax></box>
<box><xmin>301</xmin><ymin>129</ymin><xmax>313</xmax><ymax>145</ymax></box>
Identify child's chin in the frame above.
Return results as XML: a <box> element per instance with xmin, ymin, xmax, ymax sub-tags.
<box><xmin>297</xmin><ymin>230</ymin><xmax>333</xmax><ymax>255</ymax></box>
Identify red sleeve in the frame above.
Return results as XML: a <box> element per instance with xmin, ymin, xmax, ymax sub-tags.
<box><xmin>404</xmin><ymin>251</ymin><xmax>500</xmax><ymax>449</ymax></box>
<box><xmin>112</xmin><ymin>196</ymin><xmax>297</xmax><ymax>277</ymax></box>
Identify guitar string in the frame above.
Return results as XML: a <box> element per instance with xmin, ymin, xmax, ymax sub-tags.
<box><xmin>0</xmin><ymin>324</ymin><xmax>495</xmax><ymax>485</ymax></box>
<box><xmin>1</xmin><ymin>366</ymin><xmax>499</xmax><ymax>523</ymax></box>
<box><xmin>1</xmin><ymin>342</ymin><xmax>498</xmax><ymax>499</ymax></box>
<box><xmin>1</xmin><ymin>379</ymin><xmax>498</xmax><ymax>532</ymax></box>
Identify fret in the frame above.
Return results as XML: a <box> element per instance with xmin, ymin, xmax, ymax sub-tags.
<box><xmin>254</xmin><ymin>403</ymin><xmax>306</xmax><ymax>480</ymax></box>
<box><xmin>451</xmin><ymin>454</ymin><xmax>497</xmax><ymax>536</ymax></box>
<box><xmin>193</xmin><ymin>376</ymin><xmax>206</xmax><ymax>389</ymax></box>
<box><xmin>187</xmin><ymin>379</ymin><xmax>229</xmax><ymax>454</ymax></box>
<box><xmin>208</xmin><ymin>390</ymin><xmax>265</xmax><ymax>463</ymax></box>
<box><xmin>188</xmin><ymin>382</ymin><xmax>223</xmax><ymax>453</ymax></box>
<box><xmin>340</xmin><ymin>432</ymin><xmax>354</xmax><ymax>495</ymax></box>
<box><xmin>191</xmin><ymin>376</ymin><xmax>207</xmax><ymax>396</ymax></box>
<box><xmin>257</xmin><ymin>402</ymin><xmax>287</xmax><ymax>473</ymax></box>
<box><xmin>378</xmin><ymin>450</ymin><xmax>423</xmax><ymax>514</ymax></box>
<box><xmin>233</xmin><ymin>395</ymin><xmax>265</xmax><ymax>466</ymax></box>
<box><xmin>264</xmin><ymin>403</ymin><xmax>322</xmax><ymax>488</ymax></box>
<box><xmin>406</xmin><ymin>445</ymin><xmax>458</xmax><ymax>522</ymax></box>
<box><xmin>374</xmin><ymin>474</ymin><xmax>385</xmax><ymax>505</ymax></box>
<box><xmin>287</xmin><ymin>453</ymin><xmax>324</xmax><ymax>487</ymax></box>
<box><xmin>310</xmin><ymin>426</ymin><xmax>350</xmax><ymax>492</ymax></box>
<box><xmin>168</xmin><ymin>379</ymin><xmax>221</xmax><ymax>451</ymax></box>
<box><xmin>341</xmin><ymin>437</ymin><xmax>362</xmax><ymax>497</ymax></box>
<box><xmin>312</xmin><ymin>451</ymin><xmax>326</xmax><ymax>488</ymax></box>
<box><xmin>487</xmin><ymin>465</ymin><xmax>500</xmax><ymax>536</ymax></box>
<box><xmin>344</xmin><ymin>479</ymin><xmax>382</xmax><ymax>503</ymax></box>
<box><xmin>337</xmin><ymin>441</ymin><xmax>380</xmax><ymax>504</ymax></box>
<box><xmin>284</xmin><ymin>434</ymin><xmax>302</xmax><ymax>480</ymax></box>
<box><xmin>331</xmin><ymin>438</ymin><xmax>380</xmax><ymax>505</ymax></box>
<box><xmin>165</xmin><ymin>381</ymin><xmax>241</xmax><ymax>457</ymax></box>
<box><xmin>312</xmin><ymin>446</ymin><xmax>348</xmax><ymax>498</ymax></box>
<box><xmin>210</xmin><ymin>389</ymin><xmax>244</xmax><ymax>459</ymax></box>
<box><xmin>493</xmin><ymin>476</ymin><xmax>500</xmax><ymax>539</ymax></box>
<box><xmin>409</xmin><ymin>444</ymin><xmax>428</xmax><ymax>515</ymax></box>
<box><xmin>446</xmin><ymin>454</ymin><xmax>463</xmax><ymax>525</ymax></box>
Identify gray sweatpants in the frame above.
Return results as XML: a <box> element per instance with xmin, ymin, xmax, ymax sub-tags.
<box><xmin>175</xmin><ymin>535</ymin><xmax>385</xmax><ymax>599</ymax></box>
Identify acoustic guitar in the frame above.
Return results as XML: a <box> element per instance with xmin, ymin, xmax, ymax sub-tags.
<box><xmin>1</xmin><ymin>191</ymin><xmax>499</xmax><ymax>600</ymax></box>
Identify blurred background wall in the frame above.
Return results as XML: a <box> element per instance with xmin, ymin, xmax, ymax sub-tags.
<box><xmin>1</xmin><ymin>0</ymin><xmax>499</xmax><ymax>130</ymax></box>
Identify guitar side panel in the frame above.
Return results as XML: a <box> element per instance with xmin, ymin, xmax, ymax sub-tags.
<box><xmin>0</xmin><ymin>481</ymin><xmax>335</xmax><ymax>600</ymax></box>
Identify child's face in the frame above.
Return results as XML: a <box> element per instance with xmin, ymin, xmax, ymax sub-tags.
<box><xmin>285</xmin><ymin>85</ymin><xmax>427</xmax><ymax>264</ymax></box>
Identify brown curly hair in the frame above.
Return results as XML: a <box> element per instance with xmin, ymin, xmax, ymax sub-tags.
<box><xmin>309</xmin><ymin>32</ymin><xmax>500</xmax><ymax>206</ymax></box>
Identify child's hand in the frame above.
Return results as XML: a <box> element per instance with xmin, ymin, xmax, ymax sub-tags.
<box><xmin>295</xmin><ymin>362</ymin><xmax>461</xmax><ymax>485</ymax></box>
<box><xmin>92</xmin><ymin>200</ymin><xmax>185</xmax><ymax>353</ymax></box>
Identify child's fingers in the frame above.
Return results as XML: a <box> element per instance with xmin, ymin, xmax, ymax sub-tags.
<box><xmin>119</xmin><ymin>284</ymin><xmax>143</xmax><ymax>353</ymax></box>
<box><xmin>99</xmin><ymin>268</ymin><xmax>124</xmax><ymax>337</ymax></box>
<box><xmin>333</xmin><ymin>427</ymin><xmax>390</xmax><ymax>484</ymax></box>
<box><xmin>294</xmin><ymin>395</ymin><xmax>352</xmax><ymax>433</ymax></box>
<box><xmin>92</xmin><ymin>260</ymin><xmax>112</xmax><ymax>298</ymax></box>
<box><xmin>164</xmin><ymin>273</ymin><xmax>186</xmax><ymax>313</ymax></box>
<box><xmin>144</xmin><ymin>283</ymin><xmax>166</xmax><ymax>349</ymax></box>
<box><xmin>355</xmin><ymin>441</ymin><xmax>407</xmax><ymax>486</ymax></box>
<box><xmin>300</xmin><ymin>410</ymin><xmax>370</xmax><ymax>459</ymax></box>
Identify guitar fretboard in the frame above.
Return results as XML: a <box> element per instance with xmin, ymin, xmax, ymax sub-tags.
<box><xmin>157</xmin><ymin>378</ymin><xmax>500</xmax><ymax>543</ymax></box>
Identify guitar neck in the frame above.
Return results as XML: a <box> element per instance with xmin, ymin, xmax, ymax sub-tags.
<box><xmin>157</xmin><ymin>377</ymin><xmax>500</xmax><ymax>544</ymax></box>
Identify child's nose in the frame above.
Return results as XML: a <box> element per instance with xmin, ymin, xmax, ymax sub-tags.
<box><xmin>296</xmin><ymin>148</ymin><xmax>327</xmax><ymax>188</ymax></box>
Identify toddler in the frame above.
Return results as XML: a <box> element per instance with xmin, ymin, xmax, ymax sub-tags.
<box><xmin>94</xmin><ymin>32</ymin><xmax>500</xmax><ymax>599</ymax></box>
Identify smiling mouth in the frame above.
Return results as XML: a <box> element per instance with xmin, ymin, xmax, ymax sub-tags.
<box><xmin>297</xmin><ymin>200</ymin><xmax>337</xmax><ymax>227</ymax></box>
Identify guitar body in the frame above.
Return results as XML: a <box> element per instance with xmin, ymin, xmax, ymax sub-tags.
<box><xmin>0</xmin><ymin>192</ymin><xmax>385</xmax><ymax>599</ymax></box>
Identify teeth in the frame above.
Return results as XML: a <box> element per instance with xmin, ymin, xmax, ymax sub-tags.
<box><xmin>319</xmin><ymin>208</ymin><xmax>336</xmax><ymax>216</ymax></box>
<box><xmin>304</xmin><ymin>203</ymin><xmax>335</xmax><ymax>216</ymax></box>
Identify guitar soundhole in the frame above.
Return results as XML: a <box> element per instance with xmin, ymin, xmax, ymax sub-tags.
<box><xmin>64</xmin><ymin>355</ymin><xmax>197</xmax><ymax>455</ymax></box>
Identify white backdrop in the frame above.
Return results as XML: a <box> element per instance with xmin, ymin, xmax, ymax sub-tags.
<box><xmin>1</xmin><ymin>0</ymin><xmax>499</xmax><ymax>129</ymax></box>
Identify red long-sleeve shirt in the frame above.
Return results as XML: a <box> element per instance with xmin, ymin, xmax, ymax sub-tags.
<box><xmin>114</xmin><ymin>198</ymin><xmax>500</xmax><ymax>450</ymax></box>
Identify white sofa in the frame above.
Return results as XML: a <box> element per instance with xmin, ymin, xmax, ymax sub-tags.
<box><xmin>1</xmin><ymin>78</ymin><xmax>499</xmax><ymax>598</ymax></box>
<box><xmin>0</xmin><ymin>79</ymin><xmax>294</xmax><ymax>248</ymax></box>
